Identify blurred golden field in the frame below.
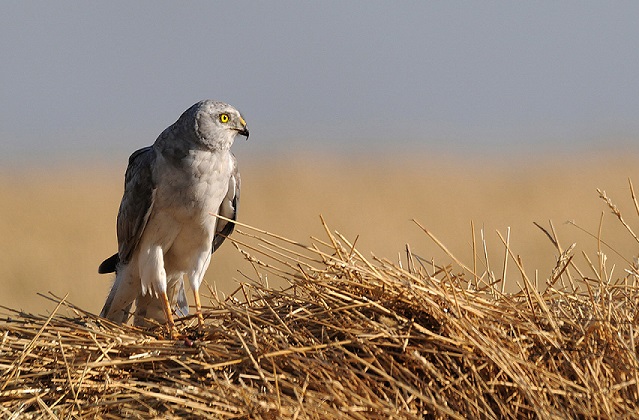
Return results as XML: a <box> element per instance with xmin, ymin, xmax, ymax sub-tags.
<box><xmin>1</xmin><ymin>151</ymin><xmax>638</xmax><ymax>315</ymax></box>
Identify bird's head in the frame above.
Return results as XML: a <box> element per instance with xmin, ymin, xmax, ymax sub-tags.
<box><xmin>190</xmin><ymin>100</ymin><xmax>249</xmax><ymax>150</ymax></box>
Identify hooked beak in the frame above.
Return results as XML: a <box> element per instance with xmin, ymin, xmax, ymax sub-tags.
<box><xmin>237</xmin><ymin>116</ymin><xmax>249</xmax><ymax>139</ymax></box>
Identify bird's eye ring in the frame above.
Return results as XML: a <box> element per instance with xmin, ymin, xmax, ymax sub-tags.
<box><xmin>219</xmin><ymin>113</ymin><xmax>230</xmax><ymax>123</ymax></box>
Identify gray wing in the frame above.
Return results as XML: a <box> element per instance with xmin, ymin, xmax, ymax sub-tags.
<box><xmin>117</xmin><ymin>146</ymin><xmax>157</xmax><ymax>264</ymax></box>
<box><xmin>212</xmin><ymin>154</ymin><xmax>240</xmax><ymax>252</ymax></box>
<box><xmin>98</xmin><ymin>147</ymin><xmax>156</xmax><ymax>273</ymax></box>
<box><xmin>99</xmin><ymin>147</ymin><xmax>156</xmax><ymax>320</ymax></box>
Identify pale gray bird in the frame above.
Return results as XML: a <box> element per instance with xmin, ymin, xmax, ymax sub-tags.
<box><xmin>98</xmin><ymin>100</ymin><xmax>248</xmax><ymax>338</ymax></box>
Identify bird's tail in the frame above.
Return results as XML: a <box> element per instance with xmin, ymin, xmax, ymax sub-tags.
<box><xmin>100</xmin><ymin>265</ymin><xmax>140</xmax><ymax>323</ymax></box>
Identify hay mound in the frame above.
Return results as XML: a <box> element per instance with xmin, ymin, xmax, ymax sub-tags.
<box><xmin>2</xmin><ymin>215</ymin><xmax>639</xmax><ymax>418</ymax></box>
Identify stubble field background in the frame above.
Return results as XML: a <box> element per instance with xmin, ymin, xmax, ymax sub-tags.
<box><xmin>1</xmin><ymin>151</ymin><xmax>638</xmax><ymax>315</ymax></box>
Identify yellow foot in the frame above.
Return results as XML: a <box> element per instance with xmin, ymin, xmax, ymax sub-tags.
<box><xmin>196</xmin><ymin>311</ymin><xmax>205</xmax><ymax>331</ymax></box>
<box><xmin>160</xmin><ymin>291</ymin><xmax>180</xmax><ymax>340</ymax></box>
<box><xmin>193</xmin><ymin>289</ymin><xmax>204</xmax><ymax>332</ymax></box>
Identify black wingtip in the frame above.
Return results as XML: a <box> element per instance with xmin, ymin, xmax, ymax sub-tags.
<box><xmin>98</xmin><ymin>253</ymin><xmax>119</xmax><ymax>274</ymax></box>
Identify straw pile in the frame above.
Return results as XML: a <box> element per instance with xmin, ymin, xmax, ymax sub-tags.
<box><xmin>2</xmin><ymin>192</ymin><xmax>639</xmax><ymax>418</ymax></box>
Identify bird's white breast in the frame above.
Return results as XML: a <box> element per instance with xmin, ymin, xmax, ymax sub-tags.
<box><xmin>143</xmin><ymin>149</ymin><xmax>233</xmax><ymax>273</ymax></box>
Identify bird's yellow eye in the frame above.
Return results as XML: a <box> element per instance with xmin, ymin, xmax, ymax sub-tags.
<box><xmin>219</xmin><ymin>113</ymin><xmax>229</xmax><ymax>123</ymax></box>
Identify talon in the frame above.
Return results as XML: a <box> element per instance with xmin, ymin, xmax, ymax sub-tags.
<box><xmin>169</xmin><ymin>326</ymin><xmax>180</xmax><ymax>340</ymax></box>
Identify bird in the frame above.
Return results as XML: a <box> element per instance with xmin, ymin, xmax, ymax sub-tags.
<box><xmin>98</xmin><ymin>100</ymin><xmax>248</xmax><ymax>338</ymax></box>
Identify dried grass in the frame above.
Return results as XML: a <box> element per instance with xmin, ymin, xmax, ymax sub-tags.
<box><xmin>2</xmin><ymin>185</ymin><xmax>639</xmax><ymax>418</ymax></box>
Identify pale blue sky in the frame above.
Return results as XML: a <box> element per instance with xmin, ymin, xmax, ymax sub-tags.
<box><xmin>2</xmin><ymin>2</ymin><xmax>639</xmax><ymax>165</ymax></box>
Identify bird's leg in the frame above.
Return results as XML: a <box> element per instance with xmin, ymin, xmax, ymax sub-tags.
<box><xmin>193</xmin><ymin>288</ymin><xmax>204</xmax><ymax>331</ymax></box>
<box><xmin>160</xmin><ymin>291</ymin><xmax>179</xmax><ymax>339</ymax></box>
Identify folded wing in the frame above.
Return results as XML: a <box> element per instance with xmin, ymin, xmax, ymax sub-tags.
<box><xmin>212</xmin><ymin>154</ymin><xmax>240</xmax><ymax>252</ymax></box>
